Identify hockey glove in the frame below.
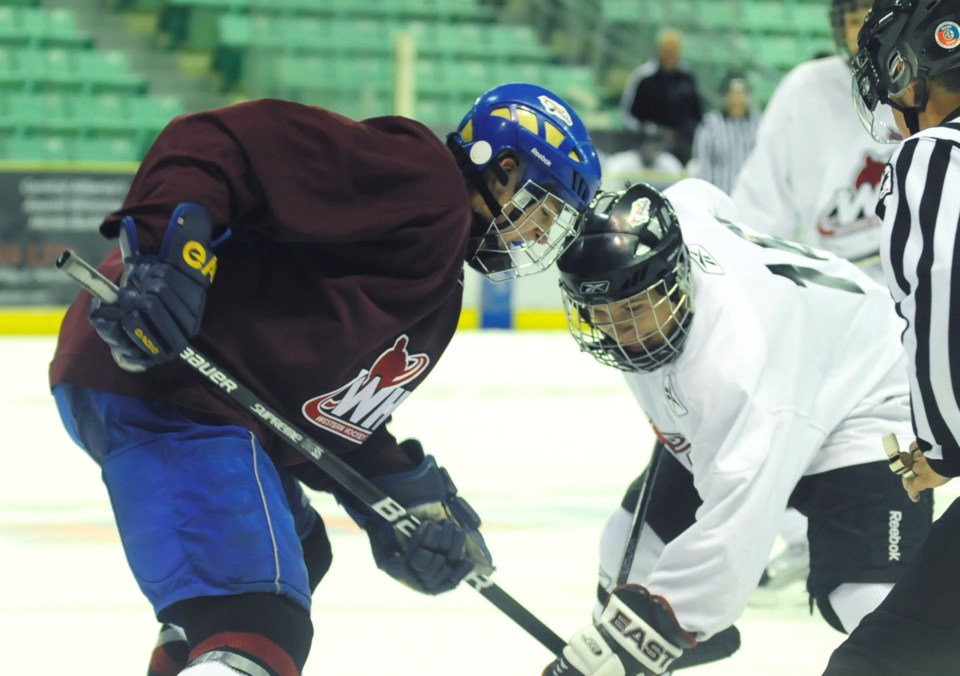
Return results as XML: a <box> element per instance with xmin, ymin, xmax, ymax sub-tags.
<box><xmin>89</xmin><ymin>203</ymin><xmax>224</xmax><ymax>372</ymax></box>
<box><xmin>342</xmin><ymin>440</ymin><xmax>493</xmax><ymax>595</ymax></box>
<box><xmin>543</xmin><ymin>585</ymin><xmax>696</xmax><ymax>676</ymax></box>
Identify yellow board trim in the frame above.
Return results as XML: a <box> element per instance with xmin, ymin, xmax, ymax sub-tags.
<box><xmin>0</xmin><ymin>307</ymin><xmax>568</xmax><ymax>335</ymax></box>
<box><xmin>0</xmin><ymin>160</ymin><xmax>139</xmax><ymax>173</ymax></box>
<box><xmin>514</xmin><ymin>310</ymin><xmax>567</xmax><ymax>330</ymax></box>
<box><xmin>0</xmin><ymin>308</ymin><xmax>66</xmax><ymax>335</ymax></box>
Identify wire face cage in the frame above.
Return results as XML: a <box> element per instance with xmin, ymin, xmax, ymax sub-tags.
<box><xmin>470</xmin><ymin>179</ymin><xmax>582</xmax><ymax>282</ymax></box>
<box><xmin>562</xmin><ymin>249</ymin><xmax>693</xmax><ymax>372</ymax></box>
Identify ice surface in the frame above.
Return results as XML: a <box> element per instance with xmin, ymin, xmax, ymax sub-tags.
<box><xmin>5</xmin><ymin>332</ymin><xmax>949</xmax><ymax>675</ymax></box>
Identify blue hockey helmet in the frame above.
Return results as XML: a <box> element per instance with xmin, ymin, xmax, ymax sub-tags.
<box><xmin>447</xmin><ymin>82</ymin><xmax>603</xmax><ymax>281</ymax></box>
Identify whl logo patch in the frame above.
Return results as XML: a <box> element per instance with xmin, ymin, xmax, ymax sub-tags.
<box><xmin>302</xmin><ymin>336</ymin><xmax>430</xmax><ymax>443</ymax></box>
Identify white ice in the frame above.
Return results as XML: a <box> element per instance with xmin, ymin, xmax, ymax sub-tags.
<box><xmin>4</xmin><ymin>332</ymin><xmax>950</xmax><ymax>675</ymax></box>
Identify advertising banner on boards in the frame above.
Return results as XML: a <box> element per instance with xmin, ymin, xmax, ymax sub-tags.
<box><xmin>0</xmin><ymin>169</ymin><xmax>131</xmax><ymax>306</ymax></box>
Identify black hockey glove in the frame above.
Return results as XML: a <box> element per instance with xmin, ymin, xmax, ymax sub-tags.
<box><xmin>543</xmin><ymin>585</ymin><xmax>696</xmax><ymax>676</ymax></box>
<box><xmin>89</xmin><ymin>203</ymin><xmax>224</xmax><ymax>372</ymax></box>
<box><xmin>341</xmin><ymin>440</ymin><xmax>493</xmax><ymax>595</ymax></box>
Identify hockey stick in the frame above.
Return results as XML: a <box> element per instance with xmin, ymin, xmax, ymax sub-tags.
<box><xmin>614</xmin><ymin>441</ymin><xmax>741</xmax><ymax>670</ymax></box>
<box><xmin>617</xmin><ymin>440</ymin><xmax>666</xmax><ymax>585</ymax></box>
<box><xmin>56</xmin><ymin>249</ymin><xmax>567</xmax><ymax>656</ymax></box>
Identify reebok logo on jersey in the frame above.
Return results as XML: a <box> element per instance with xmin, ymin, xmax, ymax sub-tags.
<box><xmin>888</xmin><ymin>510</ymin><xmax>903</xmax><ymax>561</ymax></box>
<box><xmin>302</xmin><ymin>336</ymin><xmax>429</xmax><ymax>443</ymax></box>
<box><xmin>687</xmin><ymin>244</ymin><xmax>724</xmax><ymax>275</ymax></box>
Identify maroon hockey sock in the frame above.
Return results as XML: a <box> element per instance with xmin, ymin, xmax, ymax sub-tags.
<box><xmin>189</xmin><ymin>631</ymin><xmax>300</xmax><ymax>676</ymax></box>
<box><xmin>147</xmin><ymin>623</ymin><xmax>189</xmax><ymax>676</ymax></box>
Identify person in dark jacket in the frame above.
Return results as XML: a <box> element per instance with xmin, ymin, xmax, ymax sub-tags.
<box><xmin>620</xmin><ymin>28</ymin><xmax>703</xmax><ymax>164</ymax></box>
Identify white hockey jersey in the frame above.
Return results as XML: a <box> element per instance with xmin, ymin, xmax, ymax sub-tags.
<box><xmin>732</xmin><ymin>56</ymin><xmax>897</xmax><ymax>280</ymax></box>
<box><xmin>620</xmin><ymin>179</ymin><xmax>911</xmax><ymax>640</ymax></box>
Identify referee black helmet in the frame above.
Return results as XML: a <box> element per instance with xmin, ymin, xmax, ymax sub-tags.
<box><xmin>853</xmin><ymin>0</ymin><xmax>960</xmax><ymax>138</ymax></box>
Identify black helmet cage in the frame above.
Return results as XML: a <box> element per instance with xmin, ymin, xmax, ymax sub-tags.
<box><xmin>854</xmin><ymin>0</ymin><xmax>960</xmax><ymax>138</ymax></box>
<box><xmin>558</xmin><ymin>185</ymin><xmax>694</xmax><ymax>372</ymax></box>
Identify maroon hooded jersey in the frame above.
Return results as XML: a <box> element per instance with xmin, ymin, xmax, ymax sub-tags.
<box><xmin>50</xmin><ymin>98</ymin><xmax>472</xmax><ymax>490</ymax></box>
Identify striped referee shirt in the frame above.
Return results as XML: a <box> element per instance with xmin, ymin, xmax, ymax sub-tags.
<box><xmin>878</xmin><ymin>107</ymin><xmax>960</xmax><ymax>476</ymax></box>
<box><xmin>691</xmin><ymin>109</ymin><xmax>760</xmax><ymax>195</ymax></box>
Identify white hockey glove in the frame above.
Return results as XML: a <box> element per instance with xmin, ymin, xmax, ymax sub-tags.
<box><xmin>543</xmin><ymin>585</ymin><xmax>696</xmax><ymax>676</ymax></box>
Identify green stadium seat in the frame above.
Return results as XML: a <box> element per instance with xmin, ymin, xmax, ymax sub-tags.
<box><xmin>442</xmin><ymin>60</ymin><xmax>495</xmax><ymax>97</ymax></box>
<box><xmin>72</xmin><ymin>94</ymin><xmax>131</xmax><ymax>132</ymax></box>
<box><xmin>14</xmin><ymin>48</ymin><xmax>78</xmax><ymax>89</ymax></box>
<box><xmin>217</xmin><ymin>13</ymin><xmax>252</xmax><ymax>48</ymax></box>
<box><xmin>0</xmin><ymin>8</ymin><xmax>18</xmax><ymax>44</ymax></box>
<box><xmin>414</xmin><ymin>58</ymin><xmax>444</xmax><ymax>95</ymax></box>
<box><xmin>74</xmin><ymin>51</ymin><xmax>145</xmax><ymax>92</ymax></box>
<box><xmin>750</xmin><ymin>34</ymin><xmax>806</xmax><ymax>70</ymax></box>
<box><xmin>696</xmin><ymin>1</ymin><xmax>738</xmax><ymax>31</ymax></box>
<box><xmin>635</xmin><ymin>1</ymin><xmax>666</xmax><ymax>27</ymax></box>
<box><xmin>44</xmin><ymin>9</ymin><xmax>90</xmax><ymax>47</ymax></box>
<box><xmin>602</xmin><ymin>0</ymin><xmax>640</xmax><ymax>24</ymax></box>
<box><xmin>0</xmin><ymin>47</ymin><xmax>16</xmax><ymax>86</ymax></box>
<box><xmin>747</xmin><ymin>2</ymin><xmax>796</xmax><ymax>34</ymax></box>
<box><xmin>665</xmin><ymin>0</ymin><xmax>697</xmax><ymax>23</ymax></box>
<box><xmin>544</xmin><ymin>65</ymin><xmax>596</xmax><ymax>102</ymax></box>
<box><xmin>793</xmin><ymin>4</ymin><xmax>830</xmax><ymax>37</ymax></box>
<box><xmin>3</xmin><ymin>134</ymin><xmax>70</xmax><ymax>160</ymax></box>
<box><xmin>72</xmin><ymin>136</ymin><xmax>139</xmax><ymax>162</ymax></box>
<box><xmin>413</xmin><ymin>97</ymin><xmax>444</xmax><ymax>126</ymax></box>
<box><xmin>2</xmin><ymin>92</ymin><xmax>70</xmax><ymax>130</ymax></box>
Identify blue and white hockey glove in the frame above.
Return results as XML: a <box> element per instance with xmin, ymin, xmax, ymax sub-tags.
<box><xmin>89</xmin><ymin>203</ymin><xmax>225</xmax><ymax>372</ymax></box>
<box><xmin>543</xmin><ymin>585</ymin><xmax>696</xmax><ymax>676</ymax></box>
<box><xmin>342</xmin><ymin>439</ymin><xmax>493</xmax><ymax>595</ymax></box>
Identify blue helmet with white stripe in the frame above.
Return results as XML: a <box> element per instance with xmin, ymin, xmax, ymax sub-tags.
<box><xmin>447</xmin><ymin>82</ymin><xmax>602</xmax><ymax>281</ymax></box>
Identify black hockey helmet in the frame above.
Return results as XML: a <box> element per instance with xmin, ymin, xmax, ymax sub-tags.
<box><xmin>853</xmin><ymin>0</ymin><xmax>960</xmax><ymax>139</ymax></box>
<box><xmin>831</xmin><ymin>0</ymin><xmax>875</xmax><ymax>59</ymax></box>
<box><xmin>557</xmin><ymin>183</ymin><xmax>693</xmax><ymax>372</ymax></box>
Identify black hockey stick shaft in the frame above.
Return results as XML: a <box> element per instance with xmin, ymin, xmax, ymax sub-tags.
<box><xmin>56</xmin><ymin>249</ymin><xmax>567</xmax><ymax>656</ymax></box>
<box><xmin>617</xmin><ymin>439</ymin><xmax>666</xmax><ymax>585</ymax></box>
<box><xmin>616</xmin><ymin>442</ymin><xmax>743</xmax><ymax>668</ymax></box>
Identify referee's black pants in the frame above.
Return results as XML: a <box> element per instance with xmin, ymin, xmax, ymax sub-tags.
<box><xmin>823</xmin><ymin>497</ymin><xmax>960</xmax><ymax>676</ymax></box>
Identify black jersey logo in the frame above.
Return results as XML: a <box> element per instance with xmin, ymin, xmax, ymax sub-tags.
<box><xmin>664</xmin><ymin>375</ymin><xmax>689</xmax><ymax>417</ymax></box>
<box><xmin>302</xmin><ymin>336</ymin><xmax>430</xmax><ymax>443</ymax></box>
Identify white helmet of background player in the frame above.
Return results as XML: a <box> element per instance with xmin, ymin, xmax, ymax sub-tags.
<box><xmin>447</xmin><ymin>82</ymin><xmax>603</xmax><ymax>282</ymax></box>
<box><xmin>831</xmin><ymin>0</ymin><xmax>875</xmax><ymax>60</ymax></box>
<box><xmin>557</xmin><ymin>183</ymin><xmax>693</xmax><ymax>372</ymax></box>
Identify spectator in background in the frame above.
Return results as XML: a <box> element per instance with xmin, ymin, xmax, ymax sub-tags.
<box><xmin>602</xmin><ymin>122</ymin><xmax>684</xmax><ymax>187</ymax></box>
<box><xmin>620</xmin><ymin>28</ymin><xmax>703</xmax><ymax>165</ymax></box>
<box><xmin>690</xmin><ymin>71</ymin><xmax>760</xmax><ymax>195</ymax></box>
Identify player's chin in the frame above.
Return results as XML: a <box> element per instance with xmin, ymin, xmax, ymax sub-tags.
<box><xmin>622</xmin><ymin>337</ymin><xmax>664</xmax><ymax>355</ymax></box>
